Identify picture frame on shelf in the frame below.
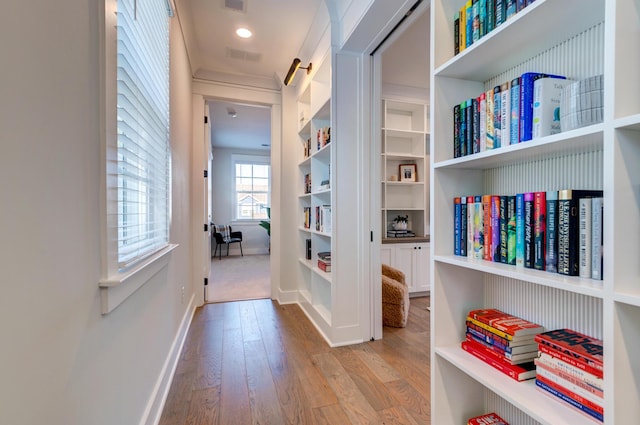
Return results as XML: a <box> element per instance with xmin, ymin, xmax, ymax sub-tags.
<box><xmin>399</xmin><ymin>164</ymin><xmax>417</xmax><ymax>182</ymax></box>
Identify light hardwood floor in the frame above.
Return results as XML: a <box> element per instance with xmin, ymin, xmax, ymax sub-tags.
<box><xmin>159</xmin><ymin>297</ymin><xmax>430</xmax><ymax>425</ymax></box>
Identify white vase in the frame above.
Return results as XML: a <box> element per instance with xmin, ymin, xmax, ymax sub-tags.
<box><xmin>393</xmin><ymin>221</ymin><xmax>407</xmax><ymax>230</ymax></box>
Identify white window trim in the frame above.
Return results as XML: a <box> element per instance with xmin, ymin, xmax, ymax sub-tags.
<box><xmin>98</xmin><ymin>0</ymin><xmax>177</xmax><ymax>315</ymax></box>
<box><xmin>232</xmin><ymin>154</ymin><xmax>271</xmax><ymax>223</ymax></box>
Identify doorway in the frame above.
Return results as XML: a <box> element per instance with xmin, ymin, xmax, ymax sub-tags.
<box><xmin>207</xmin><ymin>99</ymin><xmax>272</xmax><ymax>303</ymax></box>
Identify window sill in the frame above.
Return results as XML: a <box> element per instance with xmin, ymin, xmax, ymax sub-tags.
<box><xmin>99</xmin><ymin>243</ymin><xmax>179</xmax><ymax>314</ymax></box>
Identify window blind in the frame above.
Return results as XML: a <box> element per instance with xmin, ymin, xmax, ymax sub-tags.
<box><xmin>115</xmin><ymin>0</ymin><xmax>170</xmax><ymax>268</ymax></box>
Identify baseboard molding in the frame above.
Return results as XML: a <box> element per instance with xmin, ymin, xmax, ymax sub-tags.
<box><xmin>211</xmin><ymin>247</ymin><xmax>269</xmax><ymax>258</ymax></box>
<box><xmin>140</xmin><ymin>294</ymin><xmax>196</xmax><ymax>425</ymax></box>
<box><xmin>276</xmin><ymin>288</ymin><xmax>299</xmax><ymax>304</ymax></box>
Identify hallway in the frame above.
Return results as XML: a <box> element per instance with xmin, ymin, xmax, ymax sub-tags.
<box><xmin>159</xmin><ymin>297</ymin><xmax>430</xmax><ymax>424</ymax></box>
<box><xmin>208</xmin><ymin>254</ymin><xmax>270</xmax><ymax>303</ymax></box>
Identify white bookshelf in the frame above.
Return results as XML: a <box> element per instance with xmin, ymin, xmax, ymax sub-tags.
<box><xmin>430</xmin><ymin>0</ymin><xmax>640</xmax><ymax>424</ymax></box>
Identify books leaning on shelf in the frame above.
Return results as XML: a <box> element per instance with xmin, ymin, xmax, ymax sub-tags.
<box><xmin>534</xmin><ymin>329</ymin><xmax>604</xmax><ymax>422</ymax></box>
<box><xmin>452</xmin><ymin>191</ymin><xmax>604</xmax><ymax>280</ymax></box>
<box><xmin>468</xmin><ymin>412</ymin><xmax>509</xmax><ymax>425</ymax></box>
<box><xmin>303</xmin><ymin>207</ymin><xmax>311</xmax><ymax>229</ymax></box>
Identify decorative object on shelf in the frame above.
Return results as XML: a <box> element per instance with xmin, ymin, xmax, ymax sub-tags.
<box><xmin>389</xmin><ymin>174</ymin><xmax>398</xmax><ymax>181</ymax></box>
<box><xmin>399</xmin><ymin>163</ymin><xmax>417</xmax><ymax>182</ymax></box>
<box><xmin>392</xmin><ymin>215</ymin><xmax>409</xmax><ymax>230</ymax></box>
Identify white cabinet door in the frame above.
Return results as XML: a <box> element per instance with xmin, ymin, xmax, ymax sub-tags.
<box><xmin>380</xmin><ymin>245</ymin><xmax>394</xmax><ymax>266</ymax></box>
<box><xmin>387</xmin><ymin>243</ymin><xmax>430</xmax><ymax>294</ymax></box>
<box><xmin>413</xmin><ymin>243</ymin><xmax>430</xmax><ymax>292</ymax></box>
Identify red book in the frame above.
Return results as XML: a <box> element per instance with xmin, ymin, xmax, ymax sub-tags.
<box><xmin>538</xmin><ymin>343</ymin><xmax>603</xmax><ymax>379</ymax></box>
<box><xmin>535</xmin><ymin>329</ymin><xmax>603</xmax><ymax>374</ymax></box>
<box><xmin>535</xmin><ymin>358</ymin><xmax>604</xmax><ymax>399</ymax></box>
<box><xmin>536</xmin><ymin>375</ymin><xmax>604</xmax><ymax>416</ymax></box>
<box><xmin>461</xmin><ymin>339</ymin><xmax>537</xmax><ymax>381</ymax></box>
<box><xmin>465</xmin><ymin>333</ymin><xmax>537</xmax><ymax>364</ymax></box>
<box><xmin>468</xmin><ymin>308</ymin><xmax>545</xmax><ymax>337</ymax></box>
<box><xmin>482</xmin><ymin>195</ymin><xmax>492</xmax><ymax>261</ymax></box>
<box><xmin>468</xmin><ymin>412</ymin><xmax>509</xmax><ymax>424</ymax></box>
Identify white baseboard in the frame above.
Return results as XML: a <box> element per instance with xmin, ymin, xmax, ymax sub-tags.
<box><xmin>277</xmin><ymin>288</ymin><xmax>299</xmax><ymax>304</ymax></box>
<box><xmin>140</xmin><ymin>294</ymin><xmax>196</xmax><ymax>425</ymax></box>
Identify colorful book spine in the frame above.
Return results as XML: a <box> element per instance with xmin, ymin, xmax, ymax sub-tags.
<box><xmin>466</xmin><ymin>0</ymin><xmax>473</xmax><ymax>48</ymax></box>
<box><xmin>474</xmin><ymin>195</ymin><xmax>484</xmax><ymax>259</ymax></box>
<box><xmin>507</xmin><ymin>195</ymin><xmax>516</xmax><ymax>265</ymax></box>
<box><xmin>545</xmin><ymin>190</ymin><xmax>559</xmax><ymax>273</ymax></box>
<box><xmin>454</xmin><ymin>103</ymin><xmax>461</xmax><ymax>158</ymax></box>
<box><xmin>466</xmin><ymin>98</ymin><xmax>475</xmax><ymax>155</ymax></box>
<box><xmin>466</xmin><ymin>333</ymin><xmax>537</xmax><ymax>363</ymax></box>
<box><xmin>485</xmin><ymin>0</ymin><xmax>495</xmax><ymax>34</ymax></box>
<box><xmin>482</xmin><ymin>195</ymin><xmax>493</xmax><ymax>261</ymax></box>
<box><xmin>510</xmin><ymin>77</ymin><xmax>520</xmax><ymax>144</ymax></box>
<box><xmin>467</xmin><ymin>196</ymin><xmax>476</xmax><ymax>256</ymax></box>
<box><xmin>472</xmin><ymin>0</ymin><xmax>480</xmax><ymax>43</ymax></box>
<box><xmin>460</xmin><ymin>100</ymin><xmax>467</xmax><ymax>156</ymax></box>
<box><xmin>467</xmin><ymin>316</ymin><xmax>517</xmax><ymax>341</ymax></box>
<box><xmin>454</xmin><ymin>197</ymin><xmax>462</xmax><ymax>255</ymax></box>
<box><xmin>505</xmin><ymin>0</ymin><xmax>516</xmax><ymax>19</ymax></box>
<box><xmin>536</xmin><ymin>351</ymin><xmax>604</xmax><ymax>391</ymax></box>
<box><xmin>532</xmin><ymin>77</ymin><xmax>573</xmax><ymax>139</ymax></box>
<box><xmin>495</xmin><ymin>0</ymin><xmax>506</xmax><ymax>27</ymax></box>
<box><xmin>461</xmin><ymin>196</ymin><xmax>468</xmax><ymax>256</ymax></box>
<box><xmin>515</xmin><ymin>193</ymin><xmax>525</xmax><ymax>267</ymax></box>
<box><xmin>500</xmin><ymin>81</ymin><xmax>511</xmax><ymax>146</ymax></box>
<box><xmin>468</xmin><ymin>308</ymin><xmax>544</xmax><ymax>336</ymax></box>
<box><xmin>579</xmin><ymin>197</ymin><xmax>592</xmax><ymax>278</ymax></box>
<box><xmin>479</xmin><ymin>0</ymin><xmax>487</xmax><ymax>37</ymax></box>
<box><xmin>491</xmin><ymin>195</ymin><xmax>501</xmax><ymax>262</ymax></box>
<box><xmin>499</xmin><ymin>195</ymin><xmax>508</xmax><ymax>263</ymax></box>
<box><xmin>459</xmin><ymin>5</ymin><xmax>467</xmax><ymax>53</ymax></box>
<box><xmin>591</xmin><ymin>197</ymin><xmax>603</xmax><ymax>280</ymax></box>
<box><xmin>537</xmin><ymin>343</ymin><xmax>603</xmax><ymax>379</ymax></box>
<box><xmin>516</xmin><ymin>0</ymin><xmax>526</xmax><ymax>12</ymax></box>
<box><xmin>472</xmin><ymin>97</ymin><xmax>480</xmax><ymax>153</ymax></box>
<box><xmin>486</xmin><ymin>88</ymin><xmax>495</xmax><ymax>149</ymax></box>
<box><xmin>467</xmin><ymin>322</ymin><xmax>539</xmax><ymax>352</ymax></box>
<box><xmin>533</xmin><ymin>191</ymin><xmax>546</xmax><ymax>270</ymax></box>
<box><xmin>524</xmin><ymin>192</ymin><xmax>534</xmax><ymax>268</ymax></box>
<box><xmin>493</xmin><ymin>85</ymin><xmax>502</xmax><ymax>148</ymax></box>
<box><xmin>461</xmin><ymin>340</ymin><xmax>537</xmax><ymax>381</ymax></box>
<box><xmin>535</xmin><ymin>361</ymin><xmax>603</xmax><ymax>402</ymax></box>
<box><xmin>454</xmin><ymin>11</ymin><xmax>460</xmax><ymax>56</ymax></box>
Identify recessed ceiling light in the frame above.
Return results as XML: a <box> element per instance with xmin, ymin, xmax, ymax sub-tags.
<box><xmin>236</xmin><ymin>28</ymin><xmax>252</xmax><ymax>38</ymax></box>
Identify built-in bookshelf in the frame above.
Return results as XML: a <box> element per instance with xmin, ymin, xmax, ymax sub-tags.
<box><xmin>430</xmin><ymin>0</ymin><xmax>640</xmax><ymax>424</ymax></box>
<box><xmin>381</xmin><ymin>99</ymin><xmax>431</xmax><ymax>294</ymax></box>
<box><xmin>297</xmin><ymin>56</ymin><xmax>334</xmax><ymax>333</ymax></box>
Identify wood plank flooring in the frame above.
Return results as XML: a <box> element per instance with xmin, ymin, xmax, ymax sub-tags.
<box><xmin>159</xmin><ymin>297</ymin><xmax>430</xmax><ymax>425</ymax></box>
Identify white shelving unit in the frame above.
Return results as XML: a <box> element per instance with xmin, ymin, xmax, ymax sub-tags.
<box><xmin>430</xmin><ymin>0</ymin><xmax>640</xmax><ymax>424</ymax></box>
<box><xmin>381</xmin><ymin>99</ymin><xmax>431</xmax><ymax>294</ymax></box>
<box><xmin>297</xmin><ymin>57</ymin><xmax>334</xmax><ymax>336</ymax></box>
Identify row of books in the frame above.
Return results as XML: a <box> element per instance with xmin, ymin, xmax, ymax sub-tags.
<box><xmin>317</xmin><ymin>126</ymin><xmax>331</xmax><ymax>150</ymax></box>
<box><xmin>462</xmin><ymin>309</ymin><xmax>604</xmax><ymax>422</ymax></box>
<box><xmin>316</xmin><ymin>205</ymin><xmax>331</xmax><ymax>233</ymax></box>
<box><xmin>534</xmin><ymin>329</ymin><xmax>604</xmax><ymax>422</ymax></box>
<box><xmin>453</xmin><ymin>190</ymin><xmax>603</xmax><ymax>278</ymax></box>
<box><xmin>317</xmin><ymin>251</ymin><xmax>331</xmax><ymax>272</ymax></box>
<box><xmin>468</xmin><ymin>412</ymin><xmax>509</xmax><ymax>425</ymax></box>
<box><xmin>304</xmin><ymin>173</ymin><xmax>312</xmax><ymax>194</ymax></box>
<box><xmin>303</xmin><ymin>137</ymin><xmax>311</xmax><ymax>159</ymax></box>
<box><xmin>453</xmin><ymin>72</ymin><xmax>568</xmax><ymax>158</ymax></box>
<box><xmin>454</xmin><ymin>0</ymin><xmax>537</xmax><ymax>56</ymax></box>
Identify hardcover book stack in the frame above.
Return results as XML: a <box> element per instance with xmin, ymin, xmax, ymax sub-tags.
<box><xmin>534</xmin><ymin>329</ymin><xmax>604</xmax><ymax>422</ymax></box>
<box><xmin>468</xmin><ymin>412</ymin><xmax>509</xmax><ymax>425</ymax></box>
<box><xmin>454</xmin><ymin>0</ymin><xmax>538</xmax><ymax>56</ymax></box>
<box><xmin>462</xmin><ymin>308</ymin><xmax>544</xmax><ymax>381</ymax></box>
<box><xmin>453</xmin><ymin>190</ymin><xmax>604</xmax><ymax>279</ymax></box>
<box><xmin>453</xmin><ymin>73</ymin><xmax>573</xmax><ymax>159</ymax></box>
<box><xmin>317</xmin><ymin>251</ymin><xmax>331</xmax><ymax>272</ymax></box>
<box><xmin>386</xmin><ymin>229</ymin><xmax>416</xmax><ymax>238</ymax></box>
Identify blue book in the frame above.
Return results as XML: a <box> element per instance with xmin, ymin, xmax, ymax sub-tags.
<box><xmin>479</xmin><ymin>0</ymin><xmax>487</xmax><ymax>37</ymax></box>
<box><xmin>545</xmin><ymin>190</ymin><xmax>558</xmax><ymax>272</ymax></box>
<box><xmin>454</xmin><ymin>197</ymin><xmax>461</xmax><ymax>255</ymax></box>
<box><xmin>515</xmin><ymin>193</ymin><xmax>525</xmax><ymax>267</ymax></box>
<box><xmin>507</xmin><ymin>195</ymin><xmax>516</xmax><ymax>265</ymax></box>
<box><xmin>460</xmin><ymin>100</ymin><xmax>467</xmax><ymax>156</ymax></box>
<box><xmin>466</xmin><ymin>98</ymin><xmax>475</xmax><ymax>155</ymax></box>
<box><xmin>486</xmin><ymin>0</ymin><xmax>496</xmax><ymax>32</ymax></box>
<box><xmin>493</xmin><ymin>85</ymin><xmax>502</xmax><ymax>148</ymax></box>
<box><xmin>474</xmin><ymin>195</ymin><xmax>484</xmax><ymax>259</ymax></box>
<box><xmin>516</xmin><ymin>0</ymin><xmax>526</xmax><ymax>12</ymax></box>
<box><xmin>466</xmin><ymin>1</ymin><xmax>473</xmax><ymax>47</ymax></box>
<box><xmin>495</xmin><ymin>0</ymin><xmax>505</xmax><ymax>26</ymax></box>
<box><xmin>506</xmin><ymin>0</ymin><xmax>516</xmax><ymax>19</ymax></box>
<box><xmin>535</xmin><ymin>379</ymin><xmax>603</xmax><ymax>422</ymax></box>
<box><xmin>510</xmin><ymin>77</ymin><xmax>520</xmax><ymax>144</ymax></box>
<box><xmin>454</xmin><ymin>104</ymin><xmax>461</xmax><ymax>157</ymax></box>
<box><xmin>472</xmin><ymin>0</ymin><xmax>480</xmax><ymax>43</ymax></box>
<box><xmin>519</xmin><ymin>73</ymin><xmax>565</xmax><ymax>142</ymax></box>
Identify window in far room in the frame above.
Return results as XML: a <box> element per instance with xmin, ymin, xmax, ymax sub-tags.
<box><xmin>233</xmin><ymin>155</ymin><xmax>270</xmax><ymax>221</ymax></box>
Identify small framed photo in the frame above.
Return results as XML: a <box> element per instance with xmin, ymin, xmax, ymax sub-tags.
<box><xmin>399</xmin><ymin>164</ymin><xmax>417</xmax><ymax>182</ymax></box>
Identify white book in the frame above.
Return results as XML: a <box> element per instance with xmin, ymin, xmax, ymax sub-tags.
<box><xmin>532</xmin><ymin>78</ymin><xmax>574</xmax><ymax>139</ymax></box>
<box><xmin>579</xmin><ymin>197</ymin><xmax>592</xmax><ymax>278</ymax></box>
<box><xmin>591</xmin><ymin>197</ymin><xmax>603</xmax><ymax>280</ymax></box>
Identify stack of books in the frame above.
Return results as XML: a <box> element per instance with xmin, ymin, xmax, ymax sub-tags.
<box><xmin>386</xmin><ymin>229</ymin><xmax>416</xmax><ymax>238</ymax></box>
<box><xmin>317</xmin><ymin>251</ymin><xmax>331</xmax><ymax>272</ymax></box>
<box><xmin>462</xmin><ymin>308</ymin><xmax>544</xmax><ymax>381</ymax></box>
<box><xmin>467</xmin><ymin>412</ymin><xmax>509</xmax><ymax>425</ymax></box>
<box><xmin>534</xmin><ymin>329</ymin><xmax>604</xmax><ymax>422</ymax></box>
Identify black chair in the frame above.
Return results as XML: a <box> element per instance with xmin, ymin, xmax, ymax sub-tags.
<box><xmin>212</xmin><ymin>224</ymin><xmax>243</xmax><ymax>259</ymax></box>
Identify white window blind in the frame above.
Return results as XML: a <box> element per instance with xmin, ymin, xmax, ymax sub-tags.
<box><xmin>115</xmin><ymin>0</ymin><xmax>171</xmax><ymax>268</ymax></box>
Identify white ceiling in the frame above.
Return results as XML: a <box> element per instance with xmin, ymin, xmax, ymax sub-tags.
<box><xmin>178</xmin><ymin>0</ymin><xmax>429</xmax><ymax>152</ymax></box>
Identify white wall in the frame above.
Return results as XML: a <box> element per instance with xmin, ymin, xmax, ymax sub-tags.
<box><xmin>211</xmin><ymin>147</ymin><xmax>271</xmax><ymax>255</ymax></box>
<box><xmin>0</xmin><ymin>2</ymin><xmax>194</xmax><ymax>424</ymax></box>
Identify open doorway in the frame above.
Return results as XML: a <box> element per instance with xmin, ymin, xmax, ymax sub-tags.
<box><xmin>207</xmin><ymin>99</ymin><xmax>272</xmax><ymax>303</ymax></box>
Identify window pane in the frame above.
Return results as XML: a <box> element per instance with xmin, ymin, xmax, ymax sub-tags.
<box><xmin>233</xmin><ymin>160</ymin><xmax>270</xmax><ymax>220</ymax></box>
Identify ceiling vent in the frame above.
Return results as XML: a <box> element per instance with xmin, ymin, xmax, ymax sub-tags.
<box><xmin>223</xmin><ymin>0</ymin><xmax>246</xmax><ymax>13</ymax></box>
<box><xmin>226</xmin><ymin>47</ymin><xmax>261</xmax><ymax>62</ymax></box>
